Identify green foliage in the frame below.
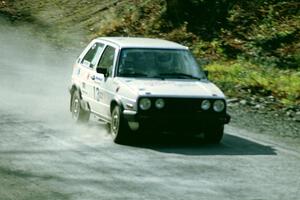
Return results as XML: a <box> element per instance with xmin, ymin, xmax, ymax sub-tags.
<box><xmin>164</xmin><ymin>0</ymin><xmax>300</xmax><ymax>68</ymax></box>
<box><xmin>2</xmin><ymin>0</ymin><xmax>299</xmax><ymax>106</ymax></box>
<box><xmin>165</xmin><ymin>0</ymin><xmax>236</xmax><ymax>38</ymax></box>
<box><xmin>95</xmin><ymin>0</ymin><xmax>167</xmax><ymax>38</ymax></box>
<box><xmin>205</xmin><ymin>61</ymin><xmax>300</xmax><ymax>105</ymax></box>
<box><xmin>91</xmin><ymin>0</ymin><xmax>300</xmax><ymax>107</ymax></box>
<box><xmin>223</xmin><ymin>1</ymin><xmax>300</xmax><ymax>68</ymax></box>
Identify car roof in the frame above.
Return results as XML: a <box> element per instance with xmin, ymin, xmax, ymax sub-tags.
<box><xmin>95</xmin><ymin>37</ymin><xmax>188</xmax><ymax>50</ymax></box>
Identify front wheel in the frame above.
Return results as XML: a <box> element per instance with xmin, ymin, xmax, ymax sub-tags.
<box><xmin>204</xmin><ymin>125</ymin><xmax>224</xmax><ymax>144</ymax></box>
<box><xmin>111</xmin><ymin>106</ymin><xmax>130</xmax><ymax>144</ymax></box>
<box><xmin>70</xmin><ymin>90</ymin><xmax>90</xmax><ymax>123</ymax></box>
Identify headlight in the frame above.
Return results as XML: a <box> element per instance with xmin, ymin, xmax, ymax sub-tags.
<box><xmin>201</xmin><ymin>100</ymin><xmax>211</xmax><ymax>110</ymax></box>
<box><xmin>155</xmin><ymin>98</ymin><xmax>165</xmax><ymax>109</ymax></box>
<box><xmin>213</xmin><ymin>100</ymin><xmax>225</xmax><ymax>112</ymax></box>
<box><xmin>139</xmin><ymin>98</ymin><xmax>151</xmax><ymax>110</ymax></box>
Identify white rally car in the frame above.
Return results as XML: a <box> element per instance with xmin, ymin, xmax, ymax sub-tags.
<box><xmin>70</xmin><ymin>37</ymin><xmax>230</xmax><ymax>144</ymax></box>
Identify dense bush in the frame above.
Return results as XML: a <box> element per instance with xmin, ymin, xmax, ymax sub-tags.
<box><xmin>165</xmin><ymin>0</ymin><xmax>300</xmax><ymax>68</ymax></box>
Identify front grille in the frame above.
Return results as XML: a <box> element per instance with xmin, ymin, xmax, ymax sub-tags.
<box><xmin>138</xmin><ymin>97</ymin><xmax>226</xmax><ymax>115</ymax></box>
<box><xmin>163</xmin><ymin>98</ymin><xmax>202</xmax><ymax>113</ymax></box>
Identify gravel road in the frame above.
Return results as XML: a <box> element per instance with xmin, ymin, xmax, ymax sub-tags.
<box><xmin>0</xmin><ymin>18</ymin><xmax>300</xmax><ymax>200</ymax></box>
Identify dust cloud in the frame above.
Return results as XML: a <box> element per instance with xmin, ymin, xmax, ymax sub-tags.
<box><xmin>0</xmin><ymin>18</ymin><xmax>109</xmax><ymax>140</ymax></box>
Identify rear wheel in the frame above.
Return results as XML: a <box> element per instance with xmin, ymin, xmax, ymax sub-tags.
<box><xmin>204</xmin><ymin>125</ymin><xmax>224</xmax><ymax>144</ymax></box>
<box><xmin>70</xmin><ymin>90</ymin><xmax>90</xmax><ymax>123</ymax></box>
<box><xmin>111</xmin><ymin>106</ymin><xmax>130</xmax><ymax>144</ymax></box>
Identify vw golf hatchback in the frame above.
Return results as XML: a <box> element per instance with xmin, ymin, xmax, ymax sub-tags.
<box><xmin>70</xmin><ymin>37</ymin><xmax>230</xmax><ymax>144</ymax></box>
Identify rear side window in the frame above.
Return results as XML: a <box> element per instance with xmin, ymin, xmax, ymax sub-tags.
<box><xmin>82</xmin><ymin>43</ymin><xmax>104</xmax><ymax>68</ymax></box>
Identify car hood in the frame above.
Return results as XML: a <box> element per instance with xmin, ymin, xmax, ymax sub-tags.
<box><xmin>116</xmin><ymin>78</ymin><xmax>225</xmax><ymax>98</ymax></box>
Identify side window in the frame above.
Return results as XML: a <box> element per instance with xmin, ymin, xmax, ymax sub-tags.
<box><xmin>97</xmin><ymin>45</ymin><xmax>116</xmax><ymax>76</ymax></box>
<box><xmin>81</xmin><ymin>43</ymin><xmax>104</xmax><ymax>68</ymax></box>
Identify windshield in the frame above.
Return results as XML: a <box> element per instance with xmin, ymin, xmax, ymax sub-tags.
<box><xmin>117</xmin><ymin>48</ymin><xmax>206</xmax><ymax>80</ymax></box>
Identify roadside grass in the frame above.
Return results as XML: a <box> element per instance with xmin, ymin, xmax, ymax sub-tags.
<box><xmin>205</xmin><ymin>61</ymin><xmax>300</xmax><ymax>106</ymax></box>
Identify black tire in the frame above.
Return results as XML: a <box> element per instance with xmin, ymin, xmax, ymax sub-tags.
<box><xmin>204</xmin><ymin>125</ymin><xmax>224</xmax><ymax>144</ymax></box>
<box><xmin>110</xmin><ymin>105</ymin><xmax>130</xmax><ymax>144</ymax></box>
<box><xmin>70</xmin><ymin>90</ymin><xmax>90</xmax><ymax>123</ymax></box>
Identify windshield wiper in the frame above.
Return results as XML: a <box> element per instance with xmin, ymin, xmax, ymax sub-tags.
<box><xmin>157</xmin><ymin>73</ymin><xmax>202</xmax><ymax>80</ymax></box>
<box><xmin>119</xmin><ymin>72</ymin><xmax>148</xmax><ymax>78</ymax></box>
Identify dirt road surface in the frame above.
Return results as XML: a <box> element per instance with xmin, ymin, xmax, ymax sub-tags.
<box><xmin>0</xmin><ymin>19</ymin><xmax>299</xmax><ymax>200</ymax></box>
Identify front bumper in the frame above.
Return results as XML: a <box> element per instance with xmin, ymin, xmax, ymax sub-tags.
<box><xmin>123</xmin><ymin>110</ymin><xmax>231</xmax><ymax>133</ymax></box>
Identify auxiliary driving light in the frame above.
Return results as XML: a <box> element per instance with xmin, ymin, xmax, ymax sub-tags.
<box><xmin>155</xmin><ymin>98</ymin><xmax>165</xmax><ymax>109</ymax></box>
<box><xmin>201</xmin><ymin>99</ymin><xmax>211</xmax><ymax>110</ymax></box>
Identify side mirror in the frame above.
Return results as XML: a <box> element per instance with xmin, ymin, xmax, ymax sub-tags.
<box><xmin>204</xmin><ymin>70</ymin><xmax>209</xmax><ymax>77</ymax></box>
<box><xmin>96</xmin><ymin>68</ymin><xmax>108</xmax><ymax>77</ymax></box>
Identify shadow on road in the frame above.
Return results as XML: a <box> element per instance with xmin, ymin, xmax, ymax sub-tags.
<box><xmin>132</xmin><ymin>133</ymin><xmax>277</xmax><ymax>156</ymax></box>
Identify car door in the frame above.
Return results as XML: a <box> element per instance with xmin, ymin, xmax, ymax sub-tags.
<box><xmin>92</xmin><ymin>45</ymin><xmax>118</xmax><ymax>120</ymax></box>
<box><xmin>78</xmin><ymin>42</ymin><xmax>105</xmax><ymax>104</ymax></box>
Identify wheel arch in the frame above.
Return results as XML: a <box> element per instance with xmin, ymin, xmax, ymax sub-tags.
<box><xmin>70</xmin><ymin>85</ymin><xmax>78</xmax><ymax>112</ymax></box>
<box><xmin>70</xmin><ymin>84</ymin><xmax>81</xmax><ymax>97</ymax></box>
<box><xmin>70</xmin><ymin>84</ymin><xmax>90</xmax><ymax>112</ymax></box>
<box><xmin>110</xmin><ymin>98</ymin><xmax>124</xmax><ymax>114</ymax></box>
